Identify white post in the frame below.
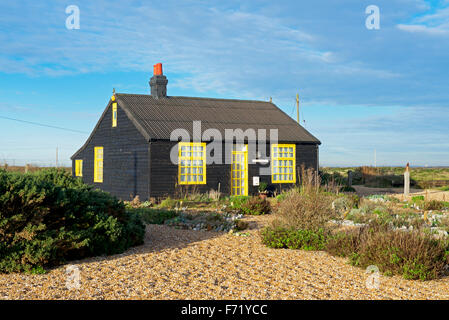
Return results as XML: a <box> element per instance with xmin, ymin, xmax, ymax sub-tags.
<box><xmin>404</xmin><ymin>162</ymin><xmax>410</xmax><ymax>197</ymax></box>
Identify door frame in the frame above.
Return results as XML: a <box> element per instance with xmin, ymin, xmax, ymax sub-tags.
<box><xmin>231</xmin><ymin>144</ymin><xmax>248</xmax><ymax>196</ymax></box>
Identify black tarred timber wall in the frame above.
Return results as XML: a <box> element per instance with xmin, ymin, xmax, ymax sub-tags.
<box><xmin>249</xmin><ymin>142</ymin><xmax>318</xmax><ymax>195</ymax></box>
<box><xmin>149</xmin><ymin>140</ymin><xmax>232</xmax><ymax>198</ymax></box>
<box><xmin>149</xmin><ymin>140</ymin><xmax>318</xmax><ymax>198</ymax></box>
<box><xmin>72</xmin><ymin>102</ymin><xmax>149</xmax><ymax>201</ymax></box>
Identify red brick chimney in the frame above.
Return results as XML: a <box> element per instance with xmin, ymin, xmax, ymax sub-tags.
<box><xmin>150</xmin><ymin>63</ymin><xmax>168</xmax><ymax>99</ymax></box>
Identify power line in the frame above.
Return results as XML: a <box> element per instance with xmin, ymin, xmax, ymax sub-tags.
<box><xmin>0</xmin><ymin>116</ymin><xmax>88</xmax><ymax>134</ymax></box>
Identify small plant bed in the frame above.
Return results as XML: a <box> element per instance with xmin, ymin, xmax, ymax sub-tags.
<box><xmin>126</xmin><ymin>193</ymin><xmax>268</xmax><ymax>232</ymax></box>
<box><xmin>226</xmin><ymin>196</ymin><xmax>271</xmax><ymax>215</ymax></box>
<box><xmin>127</xmin><ymin>207</ymin><xmax>179</xmax><ymax>225</ymax></box>
<box><xmin>261</xmin><ymin>168</ymin><xmax>449</xmax><ymax>281</ymax></box>
<box><xmin>164</xmin><ymin>211</ymin><xmax>247</xmax><ymax>232</ymax></box>
<box><xmin>334</xmin><ymin>195</ymin><xmax>449</xmax><ymax>238</ymax></box>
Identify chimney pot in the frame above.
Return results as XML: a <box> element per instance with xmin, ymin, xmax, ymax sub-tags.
<box><xmin>149</xmin><ymin>63</ymin><xmax>168</xmax><ymax>98</ymax></box>
<box><xmin>153</xmin><ymin>63</ymin><xmax>163</xmax><ymax>76</ymax></box>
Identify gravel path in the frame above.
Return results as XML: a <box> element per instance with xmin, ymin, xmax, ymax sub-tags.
<box><xmin>1</xmin><ymin>215</ymin><xmax>449</xmax><ymax>300</ymax></box>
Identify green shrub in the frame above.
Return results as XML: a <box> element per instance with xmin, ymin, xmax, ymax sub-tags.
<box><xmin>239</xmin><ymin>197</ymin><xmax>271</xmax><ymax>215</ymax></box>
<box><xmin>258</xmin><ymin>182</ymin><xmax>268</xmax><ymax>192</ymax></box>
<box><xmin>130</xmin><ymin>208</ymin><xmax>178</xmax><ymax>225</ymax></box>
<box><xmin>275</xmin><ymin>192</ymin><xmax>288</xmax><ymax>203</ymax></box>
<box><xmin>411</xmin><ymin>195</ymin><xmax>425</xmax><ymax>202</ymax></box>
<box><xmin>261</xmin><ymin>227</ymin><xmax>327</xmax><ymax>251</ymax></box>
<box><xmin>0</xmin><ymin>169</ymin><xmax>145</xmax><ymax>273</ymax></box>
<box><xmin>159</xmin><ymin>197</ymin><xmax>178</xmax><ymax>209</ymax></box>
<box><xmin>326</xmin><ymin>229</ymin><xmax>362</xmax><ymax>257</ymax></box>
<box><xmin>229</xmin><ymin>196</ymin><xmax>250</xmax><ymax>209</ymax></box>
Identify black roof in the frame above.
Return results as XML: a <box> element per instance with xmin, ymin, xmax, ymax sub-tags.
<box><xmin>71</xmin><ymin>94</ymin><xmax>320</xmax><ymax>159</ymax></box>
<box><xmin>116</xmin><ymin>93</ymin><xmax>320</xmax><ymax>143</ymax></box>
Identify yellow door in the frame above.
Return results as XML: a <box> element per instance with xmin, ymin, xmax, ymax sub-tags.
<box><xmin>231</xmin><ymin>145</ymin><xmax>248</xmax><ymax>196</ymax></box>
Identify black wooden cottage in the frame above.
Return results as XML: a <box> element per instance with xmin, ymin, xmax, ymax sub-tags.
<box><xmin>71</xmin><ymin>63</ymin><xmax>321</xmax><ymax>200</ymax></box>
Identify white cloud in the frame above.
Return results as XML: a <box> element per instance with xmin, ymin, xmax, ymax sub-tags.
<box><xmin>397</xmin><ymin>6</ymin><xmax>449</xmax><ymax>35</ymax></box>
<box><xmin>0</xmin><ymin>1</ymin><xmax>406</xmax><ymax>102</ymax></box>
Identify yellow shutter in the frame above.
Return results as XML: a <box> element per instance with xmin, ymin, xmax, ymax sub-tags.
<box><xmin>94</xmin><ymin>147</ymin><xmax>103</xmax><ymax>183</ymax></box>
<box><xmin>75</xmin><ymin>159</ymin><xmax>83</xmax><ymax>177</ymax></box>
<box><xmin>112</xmin><ymin>103</ymin><xmax>117</xmax><ymax>127</ymax></box>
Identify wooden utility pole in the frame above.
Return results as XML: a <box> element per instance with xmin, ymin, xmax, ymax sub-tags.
<box><xmin>296</xmin><ymin>93</ymin><xmax>300</xmax><ymax>124</ymax></box>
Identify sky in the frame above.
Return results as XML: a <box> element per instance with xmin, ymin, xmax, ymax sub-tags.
<box><xmin>0</xmin><ymin>0</ymin><xmax>448</xmax><ymax>167</ymax></box>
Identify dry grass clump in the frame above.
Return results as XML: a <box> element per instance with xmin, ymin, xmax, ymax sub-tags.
<box><xmin>326</xmin><ymin>223</ymin><xmax>449</xmax><ymax>280</ymax></box>
<box><xmin>239</xmin><ymin>197</ymin><xmax>271</xmax><ymax>215</ymax></box>
<box><xmin>423</xmin><ymin>200</ymin><xmax>446</xmax><ymax>211</ymax></box>
<box><xmin>274</xmin><ymin>191</ymin><xmax>335</xmax><ymax>231</ymax></box>
<box><xmin>208</xmin><ymin>189</ymin><xmax>221</xmax><ymax>201</ymax></box>
<box><xmin>273</xmin><ymin>168</ymin><xmax>336</xmax><ymax>232</ymax></box>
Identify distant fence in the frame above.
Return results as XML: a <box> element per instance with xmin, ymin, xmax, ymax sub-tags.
<box><xmin>1</xmin><ymin>163</ymin><xmax>71</xmax><ymax>173</ymax></box>
<box><xmin>415</xmin><ymin>180</ymin><xmax>449</xmax><ymax>189</ymax></box>
<box><xmin>0</xmin><ymin>159</ymin><xmax>71</xmax><ymax>167</ymax></box>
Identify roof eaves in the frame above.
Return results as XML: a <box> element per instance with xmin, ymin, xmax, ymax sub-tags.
<box><xmin>71</xmin><ymin>100</ymin><xmax>113</xmax><ymax>160</ymax></box>
<box><xmin>71</xmin><ymin>96</ymin><xmax>151</xmax><ymax>160</ymax></box>
<box><xmin>116</xmin><ymin>95</ymin><xmax>151</xmax><ymax>141</ymax></box>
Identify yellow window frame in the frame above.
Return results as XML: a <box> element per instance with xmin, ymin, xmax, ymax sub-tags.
<box><xmin>178</xmin><ymin>142</ymin><xmax>206</xmax><ymax>185</ymax></box>
<box><xmin>112</xmin><ymin>103</ymin><xmax>117</xmax><ymax>127</ymax></box>
<box><xmin>75</xmin><ymin>159</ymin><xmax>83</xmax><ymax>177</ymax></box>
<box><xmin>231</xmin><ymin>145</ymin><xmax>248</xmax><ymax>196</ymax></box>
<box><xmin>94</xmin><ymin>147</ymin><xmax>103</xmax><ymax>183</ymax></box>
<box><xmin>271</xmin><ymin>144</ymin><xmax>296</xmax><ymax>183</ymax></box>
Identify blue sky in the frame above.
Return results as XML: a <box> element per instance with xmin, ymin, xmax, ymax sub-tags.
<box><xmin>0</xmin><ymin>0</ymin><xmax>448</xmax><ymax>167</ymax></box>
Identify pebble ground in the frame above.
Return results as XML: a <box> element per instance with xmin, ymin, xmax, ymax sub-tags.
<box><xmin>1</xmin><ymin>215</ymin><xmax>449</xmax><ymax>300</ymax></box>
